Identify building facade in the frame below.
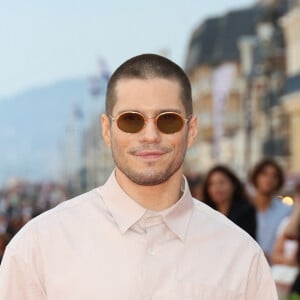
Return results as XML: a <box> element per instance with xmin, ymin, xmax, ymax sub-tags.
<box><xmin>184</xmin><ymin>0</ymin><xmax>290</xmax><ymax>178</ymax></box>
<box><xmin>281</xmin><ymin>0</ymin><xmax>300</xmax><ymax>175</ymax></box>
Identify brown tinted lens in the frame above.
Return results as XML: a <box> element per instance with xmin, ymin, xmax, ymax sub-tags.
<box><xmin>157</xmin><ymin>113</ymin><xmax>184</xmax><ymax>134</ymax></box>
<box><xmin>117</xmin><ymin>113</ymin><xmax>145</xmax><ymax>133</ymax></box>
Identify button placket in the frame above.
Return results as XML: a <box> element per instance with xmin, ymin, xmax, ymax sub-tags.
<box><xmin>142</xmin><ymin>214</ymin><xmax>164</xmax><ymax>297</ymax></box>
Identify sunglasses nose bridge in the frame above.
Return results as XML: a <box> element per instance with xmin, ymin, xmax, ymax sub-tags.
<box><xmin>142</xmin><ymin>115</ymin><xmax>157</xmax><ymax>127</ymax></box>
<box><xmin>139</xmin><ymin>115</ymin><xmax>161</xmax><ymax>138</ymax></box>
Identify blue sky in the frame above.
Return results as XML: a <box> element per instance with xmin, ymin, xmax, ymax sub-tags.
<box><xmin>0</xmin><ymin>0</ymin><xmax>253</xmax><ymax>98</ymax></box>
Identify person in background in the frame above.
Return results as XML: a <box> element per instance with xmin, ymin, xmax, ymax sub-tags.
<box><xmin>272</xmin><ymin>183</ymin><xmax>300</xmax><ymax>266</ymax></box>
<box><xmin>288</xmin><ymin>220</ymin><xmax>300</xmax><ymax>298</ymax></box>
<box><xmin>282</xmin><ymin>185</ymin><xmax>300</xmax><ymax>298</ymax></box>
<box><xmin>249</xmin><ymin>157</ymin><xmax>292</xmax><ymax>262</ymax></box>
<box><xmin>202</xmin><ymin>165</ymin><xmax>256</xmax><ymax>239</ymax></box>
<box><xmin>0</xmin><ymin>233</ymin><xmax>9</xmax><ymax>264</ymax></box>
<box><xmin>271</xmin><ymin>183</ymin><xmax>300</xmax><ymax>298</ymax></box>
<box><xmin>283</xmin><ymin>183</ymin><xmax>300</xmax><ymax>244</ymax></box>
<box><xmin>0</xmin><ymin>213</ymin><xmax>9</xmax><ymax>263</ymax></box>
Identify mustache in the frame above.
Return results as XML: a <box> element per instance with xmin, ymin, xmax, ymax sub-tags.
<box><xmin>128</xmin><ymin>145</ymin><xmax>172</xmax><ymax>155</ymax></box>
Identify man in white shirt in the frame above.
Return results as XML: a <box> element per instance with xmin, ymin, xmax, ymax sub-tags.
<box><xmin>0</xmin><ymin>53</ymin><xmax>277</xmax><ymax>299</ymax></box>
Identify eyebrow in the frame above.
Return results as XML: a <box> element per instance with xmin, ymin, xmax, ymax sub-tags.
<box><xmin>115</xmin><ymin>108</ymin><xmax>183</xmax><ymax>116</ymax></box>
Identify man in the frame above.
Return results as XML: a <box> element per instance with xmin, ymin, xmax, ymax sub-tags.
<box><xmin>0</xmin><ymin>54</ymin><xmax>277</xmax><ymax>299</ymax></box>
<box><xmin>249</xmin><ymin>158</ymin><xmax>292</xmax><ymax>262</ymax></box>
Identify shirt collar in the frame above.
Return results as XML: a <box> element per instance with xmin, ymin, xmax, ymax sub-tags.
<box><xmin>159</xmin><ymin>176</ymin><xmax>194</xmax><ymax>240</ymax></box>
<box><xmin>98</xmin><ymin>171</ymin><xmax>146</xmax><ymax>234</ymax></box>
<box><xmin>98</xmin><ymin>171</ymin><xmax>194</xmax><ymax>241</ymax></box>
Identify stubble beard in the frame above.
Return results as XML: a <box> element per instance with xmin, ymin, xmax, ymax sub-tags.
<box><xmin>111</xmin><ymin>147</ymin><xmax>186</xmax><ymax>186</ymax></box>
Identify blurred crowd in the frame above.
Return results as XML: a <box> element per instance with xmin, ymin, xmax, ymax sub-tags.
<box><xmin>187</xmin><ymin>158</ymin><xmax>300</xmax><ymax>299</ymax></box>
<box><xmin>0</xmin><ymin>181</ymin><xmax>68</xmax><ymax>262</ymax></box>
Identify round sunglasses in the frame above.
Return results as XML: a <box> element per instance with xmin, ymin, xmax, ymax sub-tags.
<box><xmin>109</xmin><ymin>111</ymin><xmax>191</xmax><ymax>134</ymax></box>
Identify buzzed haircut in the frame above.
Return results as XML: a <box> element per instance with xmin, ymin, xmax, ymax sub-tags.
<box><xmin>105</xmin><ymin>53</ymin><xmax>193</xmax><ymax>116</ymax></box>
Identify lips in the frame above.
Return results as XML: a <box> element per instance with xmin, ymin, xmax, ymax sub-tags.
<box><xmin>134</xmin><ymin>150</ymin><xmax>165</xmax><ymax>159</ymax></box>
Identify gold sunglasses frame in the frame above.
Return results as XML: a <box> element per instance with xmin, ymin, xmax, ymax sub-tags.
<box><xmin>109</xmin><ymin>111</ymin><xmax>191</xmax><ymax>134</ymax></box>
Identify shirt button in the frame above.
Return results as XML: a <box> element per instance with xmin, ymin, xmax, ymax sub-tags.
<box><xmin>148</xmin><ymin>248</ymin><xmax>156</xmax><ymax>255</ymax></box>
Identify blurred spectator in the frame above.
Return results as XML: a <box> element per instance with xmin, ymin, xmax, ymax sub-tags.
<box><xmin>186</xmin><ymin>173</ymin><xmax>203</xmax><ymax>200</ymax></box>
<box><xmin>289</xmin><ymin>232</ymin><xmax>300</xmax><ymax>298</ymax></box>
<box><xmin>283</xmin><ymin>183</ymin><xmax>300</xmax><ymax>243</ymax></box>
<box><xmin>0</xmin><ymin>233</ymin><xmax>9</xmax><ymax>263</ymax></box>
<box><xmin>0</xmin><ymin>180</ymin><xmax>68</xmax><ymax>263</ymax></box>
<box><xmin>202</xmin><ymin>165</ymin><xmax>256</xmax><ymax>239</ymax></box>
<box><xmin>249</xmin><ymin>158</ymin><xmax>292</xmax><ymax>262</ymax></box>
<box><xmin>271</xmin><ymin>183</ymin><xmax>300</xmax><ymax>298</ymax></box>
<box><xmin>0</xmin><ymin>213</ymin><xmax>9</xmax><ymax>262</ymax></box>
<box><xmin>272</xmin><ymin>183</ymin><xmax>300</xmax><ymax>266</ymax></box>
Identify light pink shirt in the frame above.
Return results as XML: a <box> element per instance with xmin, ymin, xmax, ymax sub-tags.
<box><xmin>0</xmin><ymin>171</ymin><xmax>277</xmax><ymax>299</ymax></box>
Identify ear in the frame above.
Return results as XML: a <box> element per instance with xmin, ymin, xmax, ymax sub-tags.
<box><xmin>101</xmin><ymin>114</ymin><xmax>112</xmax><ymax>147</ymax></box>
<box><xmin>187</xmin><ymin>116</ymin><xmax>198</xmax><ymax>148</ymax></box>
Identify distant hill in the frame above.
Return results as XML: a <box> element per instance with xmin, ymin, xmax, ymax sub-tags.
<box><xmin>0</xmin><ymin>78</ymin><xmax>105</xmax><ymax>186</ymax></box>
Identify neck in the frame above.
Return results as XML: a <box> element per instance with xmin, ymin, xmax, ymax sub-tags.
<box><xmin>115</xmin><ymin>168</ymin><xmax>183</xmax><ymax>211</ymax></box>
<box><xmin>254</xmin><ymin>192</ymin><xmax>273</xmax><ymax>212</ymax></box>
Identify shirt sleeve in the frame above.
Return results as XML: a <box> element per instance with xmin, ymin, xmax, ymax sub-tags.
<box><xmin>245</xmin><ymin>249</ymin><xmax>278</xmax><ymax>299</ymax></box>
<box><xmin>0</xmin><ymin>224</ymin><xmax>47</xmax><ymax>300</ymax></box>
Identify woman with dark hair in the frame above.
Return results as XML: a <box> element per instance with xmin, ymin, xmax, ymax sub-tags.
<box><xmin>249</xmin><ymin>158</ymin><xmax>292</xmax><ymax>262</ymax></box>
<box><xmin>202</xmin><ymin>165</ymin><xmax>256</xmax><ymax>239</ymax></box>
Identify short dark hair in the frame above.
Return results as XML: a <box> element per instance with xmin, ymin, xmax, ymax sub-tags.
<box><xmin>249</xmin><ymin>158</ymin><xmax>284</xmax><ymax>191</ymax></box>
<box><xmin>105</xmin><ymin>53</ymin><xmax>193</xmax><ymax>116</ymax></box>
<box><xmin>202</xmin><ymin>165</ymin><xmax>249</xmax><ymax>209</ymax></box>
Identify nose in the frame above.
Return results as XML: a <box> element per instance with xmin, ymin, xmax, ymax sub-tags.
<box><xmin>138</xmin><ymin>118</ymin><xmax>161</xmax><ymax>143</ymax></box>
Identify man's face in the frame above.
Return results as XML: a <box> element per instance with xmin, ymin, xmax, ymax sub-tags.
<box><xmin>102</xmin><ymin>78</ymin><xmax>197</xmax><ymax>186</ymax></box>
<box><xmin>256</xmin><ymin>165</ymin><xmax>279</xmax><ymax>196</ymax></box>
